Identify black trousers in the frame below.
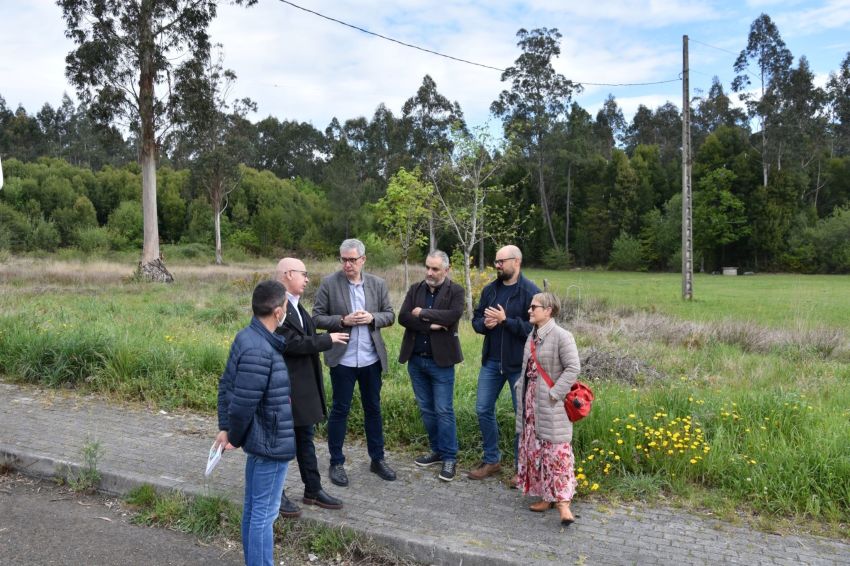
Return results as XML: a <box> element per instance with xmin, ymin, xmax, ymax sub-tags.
<box><xmin>294</xmin><ymin>424</ymin><xmax>322</xmax><ymax>493</ymax></box>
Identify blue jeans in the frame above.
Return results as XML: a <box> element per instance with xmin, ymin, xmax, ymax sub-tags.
<box><xmin>475</xmin><ymin>358</ymin><xmax>520</xmax><ymax>465</ymax></box>
<box><xmin>327</xmin><ymin>361</ymin><xmax>384</xmax><ymax>465</ymax></box>
<box><xmin>407</xmin><ymin>355</ymin><xmax>458</xmax><ymax>461</ymax></box>
<box><xmin>242</xmin><ymin>454</ymin><xmax>289</xmax><ymax>566</ymax></box>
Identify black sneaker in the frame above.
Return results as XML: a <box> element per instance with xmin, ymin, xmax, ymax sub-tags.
<box><xmin>438</xmin><ymin>460</ymin><xmax>456</xmax><ymax>482</ymax></box>
<box><xmin>414</xmin><ymin>452</ymin><xmax>443</xmax><ymax>467</ymax></box>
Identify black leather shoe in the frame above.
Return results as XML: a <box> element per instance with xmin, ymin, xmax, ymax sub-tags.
<box><xmin>328</xmin><ymin>464</ymin><xmax>349</xmax><ymax>487</ymax></box>
<box><xmin>370</xmin><ymin>459</ymin><xmax>397</xmax><ymax>481</ymax></box>
<box><xmin>303</xmin><ymin>489</ymin><xmax>343</xmax><ymax>510</ymax></box>
<box><xmin>279</xmin><ymin>491</ymin><xmax>302</xmax><ymax>518</ymax></box>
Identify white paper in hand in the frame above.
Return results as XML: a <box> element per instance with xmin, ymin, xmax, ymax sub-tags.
<box><xmin>205</xmin><ymin>442</ymin><xmax>224</xmax><ymax>477</ymax></box>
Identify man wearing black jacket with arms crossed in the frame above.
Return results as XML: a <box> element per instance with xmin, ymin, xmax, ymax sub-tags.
<box><xmin>398</xmin><ymin>250</ymin><xmax>465</xmax><ymax>482</ymax></box>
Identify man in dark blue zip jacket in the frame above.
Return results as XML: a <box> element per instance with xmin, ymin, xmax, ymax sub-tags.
<box><xmin>215</xmin><ymin>280</ymin><xmax>295</xmax><ymax>566</ymax></box>
<box><xmin>468</xmin><ymin>245</ymin><xmax>539</xmax><ymax>481</ymax></box>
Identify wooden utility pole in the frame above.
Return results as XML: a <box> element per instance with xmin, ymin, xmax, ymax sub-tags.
<box><xmin>681</xmin><ymin>35</ymin><xmax>694</xmax><ymax>300</ymax></box>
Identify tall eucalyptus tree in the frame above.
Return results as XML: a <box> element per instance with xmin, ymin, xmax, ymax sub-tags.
<box><xmin>492</xmin><ymin>27</ymin><xmax>580</xmax><ymax>250</ymax></box>
<box><xmin>59</xmin><ymin>0</ymin><xmax>254</xmax><ymax>280</ymax></box>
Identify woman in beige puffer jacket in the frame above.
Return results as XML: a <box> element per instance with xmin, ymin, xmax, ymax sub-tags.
<box><xmin>514</xmin><ymin>292</ymin><xmax>580</xmax><ymax>525</ymax></box>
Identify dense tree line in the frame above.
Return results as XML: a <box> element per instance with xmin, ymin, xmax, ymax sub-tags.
<box><xmin>2</xmin><ymin>14</ymin><xmax>850</xmax><ymax>272</ymax></box>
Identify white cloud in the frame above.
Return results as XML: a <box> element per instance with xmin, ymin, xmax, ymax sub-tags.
<box><xmin>1</xmin><ymin>0</ymin><xmax>846</xmax><ymax>133</ymax></box>
<box><xmin>777</xmin><ymin>0</ymin><xmax>850</xmax><ymax>33</ymax></box>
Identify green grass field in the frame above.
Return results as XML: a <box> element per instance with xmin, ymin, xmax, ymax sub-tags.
<box><xmin>1</xmin><ymin>257</ymin><xmax>848</xmax><ymax>535</ymax></box>
<box><xmin>526</xmin><ymin>269</ymin><xmax>850</xmax><ymax>329</ymax></box>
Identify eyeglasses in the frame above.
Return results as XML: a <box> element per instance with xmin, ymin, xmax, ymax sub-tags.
<box><xmin>287</xmin><ymin>270</ymin><xmax>308</xmax><ymax>278</ymax></box>
<box><xmin>339</xmin><ymin>256</ymin><xmax>363</xmax><ymax>264</ymax></box>
<box><xmin>494</xmin><ymin>257</ymin><xmax>516</xmax><ymax>266</ymax></box>
<box><xmin>529</xmin><ymin>304</ymin><xmax>546</xmax><ymax>311</ymax></box>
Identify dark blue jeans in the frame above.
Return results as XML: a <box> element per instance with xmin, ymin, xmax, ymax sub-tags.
<box><xmin>407</xmin><ymin>355</ymin><xmax>458</xmax><ymax>461</ymax></box>
<box><xmin>327</xmin><ymin>361</ymin><xmax>384</xmax><ymax>465</ymax></box>
<box><xmin>475</xmin><ymin>358</ymin><xmax>520</xmax><ymax>465</ymax></box>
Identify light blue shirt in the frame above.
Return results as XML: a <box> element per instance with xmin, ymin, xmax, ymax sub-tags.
<box><xmin>339</xmin><ymin>279</ymin><xmax>379</xmax><ymax>368</ymax></box>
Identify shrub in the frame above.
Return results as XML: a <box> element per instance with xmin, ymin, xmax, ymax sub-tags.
<box><xmin>169</xmin><ymin>242</ymin><xmax>211</xmax><ymax>259</ymax></box>
<box><xmin>77</xmin><ymin>226</ymin><xmax>111</xmax><ymax>253</ymax></box>
<box><xmin>609</xmin><ymin>233</ymin><xmax>645</xmax><ymax>271</ymax></box>
<box><xmin>107</xmin><ymin>201</ymin><xmax>143</xmax><ymax>249</ymax></box>
<box><xmin>228</xmin><ymin>228</ymin><xmax>261</xmax><ymax>255</ymax></box>
<box><xmin>359</xmin><ymin>232</ymin><xmax>400</xmax><ymax>268</ymax></box>
<box><xmin>469</xmin><ymin>266</ymin><xmax>496</xmax><ymax>306</ymax></box>
<box><xmin>809</xmin><ymin>206</ymin><xmax>850</xmax><ymax>273</ymax></box>
<box><xmin>0</xmin><ymin>203</ymin><xmax>30</xmax><ymax>252</ymax></box>
<box><xmin>29</xmin><ymin>219</ymin><xmax>61</xmax><ymax>251</ymax></box>
<box><xmin>542</xmin><ymin>247</ymin><xmax>571</xmax><ymax>270</ymax></box>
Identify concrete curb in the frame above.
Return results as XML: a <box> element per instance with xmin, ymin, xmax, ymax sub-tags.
<box><xmin>0</xmin><ymin>443</ymin><xmax>513</xmax><ymax>566</ymax></box>
<box><xmin>5</xmin><ymin>383</ymin><xmax>850</xmax><ymax>566</ymax></box>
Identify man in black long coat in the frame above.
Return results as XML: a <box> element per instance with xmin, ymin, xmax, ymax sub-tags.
<box><xmin>275</xmin><ymin>257</ymin><xmax>349</xmax><ymax>517</ymax></box>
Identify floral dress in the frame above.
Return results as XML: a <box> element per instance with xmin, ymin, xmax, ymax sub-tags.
<box><xmin>516</xmin><ymin>358</ymin><xmax>578</xmax><ymax>502</ymax></box>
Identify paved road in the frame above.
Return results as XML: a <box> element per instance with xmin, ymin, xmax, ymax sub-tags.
<box><xmin>0</xmin><ymin>472</ymin><xmax>242</xmax><ymax>565</ymax></box>
<box><xmin>2</xmin><ymin>381</ymin><xmax>849</xmax><ymax>566</ymax></box>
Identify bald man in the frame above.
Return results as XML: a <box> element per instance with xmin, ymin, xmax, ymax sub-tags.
<box><xmin>275</xmin><ymin>257</ymin><xmax>349</xmax><ymax>517</ymax></box>
<box><xmin>469</xmin><ymin>245</ymin><xmax>540</xmax><ymax>481</ymax></box>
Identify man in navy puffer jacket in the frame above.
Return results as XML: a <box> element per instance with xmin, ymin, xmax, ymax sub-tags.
<box><xmin>215</xmin><ymin>280</ymin><xmax>295</xmax><ymax>566</ymax></box>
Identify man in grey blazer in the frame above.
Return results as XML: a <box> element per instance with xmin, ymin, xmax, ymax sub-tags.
<box><xmin>312</xmin><ymin>238</ymin><xmax>397</xmax><ymax>486</ymax></box>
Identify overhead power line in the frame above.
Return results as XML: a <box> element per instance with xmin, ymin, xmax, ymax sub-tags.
<box><xmin>277</xmin><ymin>0</ymin><xmax>681</xmax><ymax>88</ymax></box>
<box><xmin>277</xmin><ymin>0</ymin><xmax>504</xmax><ymax>72</ymax></box>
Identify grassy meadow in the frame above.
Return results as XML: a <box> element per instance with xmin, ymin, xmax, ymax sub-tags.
<box><xmin>1</xmin><ymin>256</ymin><xmax>848</xmax><ymax>534</ymax></box>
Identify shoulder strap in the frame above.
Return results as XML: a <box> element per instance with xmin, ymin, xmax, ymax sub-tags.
<box><xmin>530</xmin><ymin>337</ymin><xmax>555</xmax><ymax>390</ymax></box>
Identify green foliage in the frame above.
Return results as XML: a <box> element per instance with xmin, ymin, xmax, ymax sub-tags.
<box><xmin>359</xmin><ymin>232</ymin><xmax>401</xmax><ymax>268</ymax></box>
<box><xmin>125</xmin><ymin>484</ymin><xmax>159</xmax><ymax>507</ymax></box>
<box><xmin>107</xmin><ymin>201</ymin><xmax>143</xmax><ymax>249</ymax></box>
<box><xmin>693</xmin><ymin>168</ymin><xmax>749</xmax><ymax>271</ymax></box>
<box><xmin>307</xmin><ymin>526</ymin><xmax>356</xmax><ymax>556</ymax></box>
<box><xmin>168</xmin><ymin>242</ymin><xmax>213</xmax><ymax>260</ymax></box>
<box><xmin>0</xmin><ymin>203</ymin><xmax>30</xmax><ymax>252</ymax></box>
<box><xmin>374</xmin><ymin>167</ymin><xmax>430</xmax><ymax>263</ymax></box>
<box><xmin>157</xmin><ymin>168</ymin><xmax>188</xmax><ymax>244</ymax></box>
<box><xmin>182</xmin><ymin>197</ymin><xmax>216</xmax><ymax>244</ymax></box>
<box><xmin>609</xmin><ymin>232</ymin><xmax>646</xmax><ymax>271</ymax></box>
<box><xmin>76</xmin><ymin>226</ymin><xmax>111</xmax><ymax>253</ymax></box>
<box><xmin>541</xmin><ymin>247</ymin><xmax>571</xmax><ymax>270</ymax></box>
<box><xmin>29</xmin><ymin>219</ymin><xmax>61</xmax><ymax>251</ymax></box>
<box><xmin>804</xmin><ymin>205</ymin><xmax>850</xmax><ymax>272</ymax></box>
<box><xmin>68</xmin><ymin>438</ymin><xmax>102</xmax><ymax>493</ymax></box>
<box><xmin>53</xmin><ymin>195</ymin><xmax>98</xmax><ymax>246</ymax></box>
<box><xmin>180</xmin><ymin>495</ymin><xmax>241</xmax><ymax>539</ymax></box>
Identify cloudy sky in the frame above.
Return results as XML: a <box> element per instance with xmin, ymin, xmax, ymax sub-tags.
<box><xmin>2</xmin><ymin>0</ymin><xmax>849</xmax><ymax>133</ymax></box>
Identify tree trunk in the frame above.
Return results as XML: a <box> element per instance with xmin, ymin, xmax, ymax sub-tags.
<box><xmin>403</xmin><ymin>257</ymin><xmax>409</xmax><ymax>290</ymax></box>
<box><xmin>564</xmin><ymin>163</ymin><xmax>572</xmax><ymax>259</ymax></box>
<box><xmin>429</xmin><ymin>211</ymin><xmax>437</xmax><ymax>252</ymax></box>
<box><xmin>478</xmin><ymin>205</ymin><xmax>485</xmax><ymax>270</ymax></box>
<box><xmin>538</xmin><ymin>152</ymin><xmax>558</xmax><ymax>249</ymax></box>
<box><xmin>214</xmin><ymin>207</ymin><xmax>223</xmax><ymax>265</ymax></box>
<box><xmin>463</xmin><ymin>248</ymin><xmax>474</xmax><ymax>319</ymax></box>
<box><xmin>137</xmin><ymin>0</ymin><xmax>172</xmax><ymax>283</ymax></box>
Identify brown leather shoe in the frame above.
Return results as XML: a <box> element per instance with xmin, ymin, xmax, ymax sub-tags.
<box><xmin>529</xmin><ymin>499</ymin><xmax>554</xmax><ymax>512</ymax></box>
<box><xmin>467</xmin><ymin>462</ymin><xmax>501</xmax><ymax>480</ymax></box>
<box><xmin>509</xmin><ymin>474</ymin><xmax>520</xmax><ymax>489</ymax></box>
<box><xmin>556</xmin><ymin>501</ymin><xmax>575</xmax><ymax>525</ymax></box>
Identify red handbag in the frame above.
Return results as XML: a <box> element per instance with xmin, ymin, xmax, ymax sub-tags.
<box><xmin>530</xmin><ymin>337</ymin><xmax>593</xmax><ymax>422</ymax></box>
